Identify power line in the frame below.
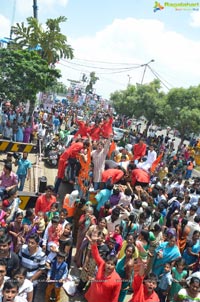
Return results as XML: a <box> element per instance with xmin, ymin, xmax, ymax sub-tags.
<box><xmin>63</xmin><ymin>57</ymin><xmax>141</xmax><ymax>66</ymax></box>
<box><xmin>60</xmin><ymin>60</ymin><xmax>142</xmax><ymax>75</ymax></box>
<box><xmin>60</xmin><ymin>59</ymin><xmax>142</xmax><ymax>72</ymax></box>
<box><xmin>147</xmin><ymin>65</ymin><xmax>170</xmax><ymax>90</ymax></box>
<box><xmin>149</xmin><ymin>67</ymin><xmax>174</xmax><ymax>88</ymax></box>
<box><xmin>59</xmin><ymin>58</ymin><xmax>174</xmax><ymax>91</ymax></box>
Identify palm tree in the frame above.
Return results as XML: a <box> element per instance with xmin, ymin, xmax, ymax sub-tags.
<box><xmin>12</xmin><ymin>16</ymin><xmax>74</xmax><ymax>64</ymax></box>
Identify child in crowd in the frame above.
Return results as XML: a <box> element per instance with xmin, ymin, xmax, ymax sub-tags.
<box><xmin>107</xmin><ymin>224</ymin><xmax>123</xmax><ymax>253</ymax></box>
<box><xmin>22</xmin><ymin>208</ymin><xmax>39</xmax><ymax>242</ymax></box>
<box><xmin>45</xmin><ymin>202</ymin><xmax>59</xmax><ymax>223</ymax></box>
<box><xmin>45</xmin><ymin>216</ymin><xmax>63</xmax><ymax>264</ymax></box>
<box><xmin>59</xmin><ymin>223</ymin><xmax>73</xmax><ymax>269</ymax></box>
<box><xmin>169</xmin><ymin>259</ymin><xmax>187</xmax><ymax>302</ymax></box>
<box><xmin>1</xmin><ymin>280</ymin><xmax>27</xmax><ymax>302</ymax></box>
<box><xmin>13</xmin><ymin>267</ymin><xmax>33</xmax><ymax>302</ymax></box>
<box><xmin>45</xmin><ymin>251</ymin><xmax>68</xmax><ymax>302</ymax></box>
<box><xmin>129</xmin><ymin>262</ymin><xmax>159</xmax><ymax>302</ymax></box>
<box><xmin>157</xmin><ymin>262</ymin><xmax>173</xmax><ymax>302</ymax></box>
<box><xmin>107</xmin><ymin>237</ymin><xmax>117</xmax><ymax>256</ymax></box>
<box><xmin>35</xmin><ymin>211</ymin><xmax>46</xmax><ymax>236</ymax></box>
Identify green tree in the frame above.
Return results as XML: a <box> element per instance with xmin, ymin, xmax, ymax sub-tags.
<box><xmin>12</xmin><ymin>16</ymin><xmax>74</xmax><ymax>65</ymax></box>
<box><xmin>111</xmin><ymin>79</ymin><xmax>166</xmax><ymax>132</ymax></box>
<box><xmin>0</xmin><ymin>48</ymin><xmax>61</xmax><ymax>108</ymax></box>
<box><xmin>165</xmin><ymin>86</ymin><xmax>200</xmax><ymax>144</ymax></box>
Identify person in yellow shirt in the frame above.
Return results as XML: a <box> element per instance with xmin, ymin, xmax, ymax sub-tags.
<box><xmin>114</xmin><ymin>148</ymin><xmax>130</xmax><ymax>163</ymax></box>
<box><xmin>118</xmin><ymin>234</ymin><xmax>139</xmax><ymax>259</ymax></box>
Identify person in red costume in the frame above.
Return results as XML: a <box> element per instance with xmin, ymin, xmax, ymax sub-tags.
<box><xmin>128</xmin><ymin>164</ymin><xmax>150</xmax><ymax>188</ymax></box>
<box><xmin>54</xmin><ymin>139</ymin><xmax>89</xmax><ymax>193</ymax></box>
<box><xmin>74</xmin><ymin>119</ymin><xmax>91</xmax><ymax>138</ymax></box>
<box><xmin>101</xmin><ymin>114</ymin><xmax>113</xmax><ymax>138</ymax></box>
<box><xmin>129</xmin><ymin>262</ymin><xmax>159</xmax><ymax>302</ymax></box>
<box><xmin>90</xmin><ymin>119</ymin><xmax>102</xmax><ymax>141</ymax></box>
<box><xmin>101</xmin><ymin>167</ymin><xmax>124</xmax><ymax>186</ymax></box>
<box><xmin>133</xmin><ymin>138</ymin><xmax>147</xmax><ymax>163</ymax></box>
<box><xmin>85</xmin><ymin>233</ymin><xmax>121</xmax><ymax>302</ymax></box>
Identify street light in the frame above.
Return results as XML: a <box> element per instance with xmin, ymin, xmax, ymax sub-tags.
<box><xmin>141</xmin><ymin>59</ymin><xmax>155</xmax><ymax>84</ymax></box>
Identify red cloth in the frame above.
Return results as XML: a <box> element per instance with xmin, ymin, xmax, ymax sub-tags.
<box><xmin>85</xmin><ymin>244</ymin><xmax>121</xmax><ymax>302</ymax></box>
<box><xmin>129</xmin><ymin>274</ymin><xmax>159</xmax><ymax>302</ymax></box>
<box><xmin>133</xmin><ymin>143</ymin><xmax>147</xmax><ymax>160</ymax></box>
<box><xmin>74</xmin><ymin>120</ymin><xmax>91</xmax><ymax>138</ymax></box>
<box><xmin>89</xmin><ymin>125</ymin><xmax>102</xmax><ymax>141</ymax></box>
<box><xmin>131</xmin><ymin>169</ymin><xmax>150</xmax><ymax>187</ymax></box>
<box><xmin>35</xmin><ymin>194</ymin><xmax>56</xmax><ymax>215</ymax></box>
<box><xmin>107</xmin><ymin>141</ymin><xmax>116</xmax><ymax>159</ymax></box>
<box><xmin>150</xmin><ymin>152</ymin><xmax>163</xmax><ymax>173</ymax></box>
<box><xmin>101</xmin><ymin>169</ymin><xmax>124</xmax><ymax>184</ymax></box>
<box><xmin>101</xmin><ymin>117</ymin><xmax>113</xmax><ymax>138</ymax></box>
<box><xmin>57</xmin><ymin>142</ymin><xmax>83</xmax><ymax>179</ymax></box>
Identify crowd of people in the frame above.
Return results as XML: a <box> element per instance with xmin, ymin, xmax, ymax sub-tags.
<box><xmin>0</xmin><ymin>101</ymin><xmax>200</xmax><ymax>302</ymax></box>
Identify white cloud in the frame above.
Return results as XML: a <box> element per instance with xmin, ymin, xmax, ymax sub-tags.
<box><xmin>59</xmin><ymin>17</ymin><xmax>200</xmax><ymax>98</ymax></box>
<box><xmin>190</xmin><ymin>11</ymin><xmax>200</xmax><ymax>27</ymax></box>
<box><xmin>16</xmin><ymin>0</ymin><xmax>69</xmax><ymax>22</ymax></box>
<box><xmin>0</xmin><ymin>15</ymin><xmax>11</xmax><ymax>38</ymax></box>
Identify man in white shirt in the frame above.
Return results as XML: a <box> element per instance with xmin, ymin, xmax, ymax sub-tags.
<box><xmin>137</xmin><ymin>145</ymin><xmax>157</xmax><ymax>172</ymax></box>
<box><xmin>187</xmin><ymin>215</ymin><xmax>200</xmax><ymax>240</ymax></box>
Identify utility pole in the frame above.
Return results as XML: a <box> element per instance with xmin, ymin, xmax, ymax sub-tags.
<box><xmin>33</xmin><ymin>0</ymin><xmax>38</xmax><ymax>19</ymax></box>
<box><xmin>10</xmin><ymin>0</ymin><xmax>16</xmax><ymax>40</ymax></box>
<box><xmin>141</xmin><ymin>59</ymin><xmax>155</xmax><ymax>84</ymax></box>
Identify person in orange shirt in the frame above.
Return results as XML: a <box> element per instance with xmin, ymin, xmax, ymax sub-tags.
<box><xmin>129</xmin><ymin>262</ymin><xmax>159</xmax><ymax>302</ymax></box>
<box><xmin>35</xmin><ymin>185</ymin><xmax>56</xmax><ymax>215</ymax></box>
<box><xmin>101</xmin><ymin>114</ymin><xmax>113</xmax><ymax>138</ymax></box>
<box><xmin>133</xmin><ymin>138</ymin><xmax>147</xmax><ymax>164</ymax></box>
<box><xmin>185</xmin><ymin>157</ymin><xmax>194</xmax><ymax>179</ymax></box>
<box><xmin>74</xmin><ymin>119</ymin><xmax>91</xmax><ymax>138</ymax></box>
<box><xmin>55</xmin><ymin>140</ymin><xmax>89</xmax><ymax>193</ymax></box>
<box><xmin>101</xmin><ymin>167</ymin><xmax>124</xmax><ymax>186</ymax></box>
<box><xmin>128</xmin><ymin>164</ymin><xmax>150</xmax><ymax>188</ymax></box>
<box><xmin>89</xmin><ymin>119</ymin><xmax>103</xmax><ymax>141</ymax></box>
<box><xmin>63</xmin><ymin>190</ymin><xmax>79</xmax><ymax>223</ymax></box>
<box><xmin>85</xmin><ymin>235</ymin><xmax>121</xmax><ymax>302</ymax></box>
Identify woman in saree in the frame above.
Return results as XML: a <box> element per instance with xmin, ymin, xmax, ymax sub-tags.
<box><xmin>177</xmin><ymin>217</ymin><xmax>191</xmax><ymax>254</ymax></box>
<box><xmin>116</xmin><ymin>244</ymin><xmax>135</xmax><ymax>302</ymax></box>
<box><xmin>183</xmin><ymin>230</ymin><xmax>200</xmax><ymax>266</ymax></box>
<box><xmin>135</xmin><ymin>229</ymin><xmax>150</xmax><ymax>265</ymax></box>
<box><xmin>152</xmin><ymin>234</ymin><xmax>181</xmax><ymax>277</ymax></box>
<box><xmin>74</xmin><ymin>206</ymin><xmax>96</xmax><ymax>267</ymax></box>
<box><xmin>76</xmin><ymin>218</ymin><xmax>108</xmax><ymax>269</ymax></box>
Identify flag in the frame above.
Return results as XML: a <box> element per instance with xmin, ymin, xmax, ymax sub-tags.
<box><xmin>150</xmin><ymin>152</ymin><xmax>163</xmax><ymax>173</ymax></box>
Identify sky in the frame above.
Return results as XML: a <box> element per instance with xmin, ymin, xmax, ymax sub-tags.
<box><xmin>1</xmin><ymin>0</ymin><xmax>200</xmax><ymax>99</ymax></box>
